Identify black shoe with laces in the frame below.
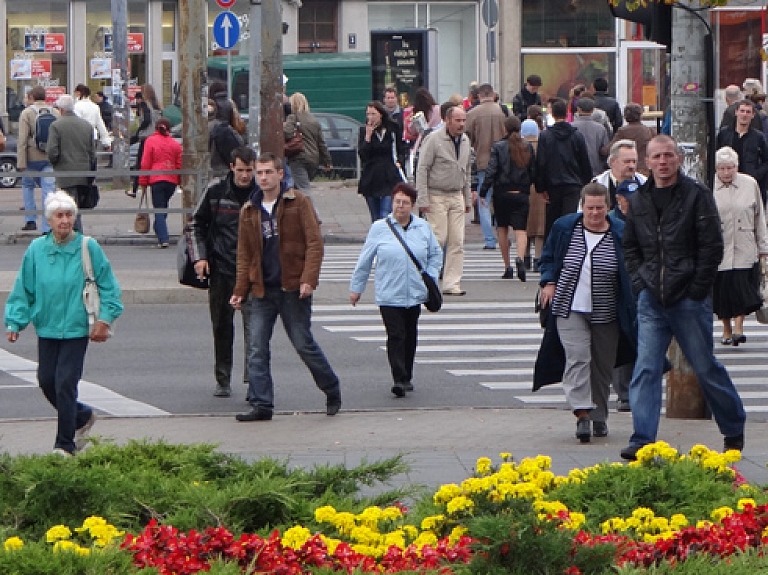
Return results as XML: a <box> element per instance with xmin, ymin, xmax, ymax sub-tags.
<box><xmin>592</xmin><ymin>421</ymin><xmax>608</xmax><ymax>437</ymax></box>
<box><xmin>391</xmin><ymin>383</ymin><xmax>406</xmax><ymax>398</ymax></box>
<box><xmin>620</xmin><ymin>444</ymin><xmax>641</xmax><ymax>461</ymax></box>
<box><xmin>236</xmin><ymin>408</ymin><xmax>273</xmax><ymax>422</ymax></box>
<box><xmin>724</xmin><ymin>433</ymin><xmax>744</xmax><ymax>451</ymax></box>
<box><xmin>326</xmin><ymin>393</ymin><xmax>342</xmax><ymax>416</ymax></box>
<box><xmin>21</xmin><ymin>221</ymin><xmax>37</xmax><ymax>231</ymax></box>
<box><xmin>576</xmin><ymin>417</ymin><xmax>591</xmax><ymax>443</ymax></box>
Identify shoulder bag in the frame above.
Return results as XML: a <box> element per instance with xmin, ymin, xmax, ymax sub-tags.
<box><xmin>285</xmin><ymin>122</ymin><xmax>304</xmax><ymax>158</ymax></box>
<box><xmin>134</xmin><ymin>188</ymin><xmax>150</xmax><ymax>234</ymax></box>
<box><xmin>386</xmin><ymin>218</ymin><xmax>442</xmax><ymax>312</ymax></box>
<box><xmin>178</xmin><ymin>199</ymin><xmax>219</xmax><ymax>289</ymax></box>
<box><xmin>756</xmin><ymin>258</ymin><xmax>768</xmax><ymax>324</ymax></box>
<box><xmin>81</xmin><ymin>236</ymin><xmax>112</xmax><ymax>336</ymax></box>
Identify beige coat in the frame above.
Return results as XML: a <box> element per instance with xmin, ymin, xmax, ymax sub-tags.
<box><xmin>415</xmin><ymin>125</ymin><xmax>472</xmax><ymax>210</ymax></box>
<box><xmin>17</xmin><ymin>101</ymin><xmax>61</xmax><ymax>169</ymax></box>
<box><xmin>465</xmin><ymin>100</ymin><xmax>506</xmax><ymax>171</ymax></box>
<box><xmin>714</xmin><ymin>172</ymin><xmax>768</xmax><ymax>270</ymax></box>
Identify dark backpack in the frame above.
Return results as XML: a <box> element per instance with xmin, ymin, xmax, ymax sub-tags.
<box><xmin>210</xmin><ymin>121</ymin><xmax>243</xmax><ymax>165</ymax></box>
<box><xmin>34</xmin><ymin>107</ymin><xmax>56</xmax><ymax>152</ymax></box>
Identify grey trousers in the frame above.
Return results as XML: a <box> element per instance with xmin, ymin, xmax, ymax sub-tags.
<box><xmin>557</xmin><ymin>313</ymin><xmax>619</xmax><ymax>423</ymax></box>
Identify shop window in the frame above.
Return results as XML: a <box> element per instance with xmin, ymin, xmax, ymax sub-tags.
<box><xmin>521</xmin><ymin>0</ymin><xmax>614</xmax><ymax>48</ymax></box>
<box><xmin>714</xmin><ymin>10</ymin><xmax>762</xmax><ymax>88</ymax></box>
<box><xmin>522</xmin><ymin>52</ymin><xmax>616</xmax><ymax>103</ymax></box>
<box><xmin>298</xmin><ymin>0</ymin><xmax>338</xmax><ymax>53</ymax></box>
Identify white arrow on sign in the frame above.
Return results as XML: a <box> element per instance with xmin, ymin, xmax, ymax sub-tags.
<box><xmin>221</xmin><ymin>12</ymin><xmax>235</xmax><ymax>47</ymax></box>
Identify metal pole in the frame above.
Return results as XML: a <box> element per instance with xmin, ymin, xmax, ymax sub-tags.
<box><xmin>179</xmin><ymin>0</ymin><xmax>210</xmax><ymax>210</ymax></box>
<box><xmin>111</xmin><ymin>0</ymin><xmax>130</xmax><ymax>189</ymax></box>
<box><xmin>249</xmin><ymin>0</ymin><xmax>262</xmax><ymax>153</ymax></box>
<box><xmin>261</xmin><ymin>0</ymin><xmax>283</xmax><ymax>155</ymax></box>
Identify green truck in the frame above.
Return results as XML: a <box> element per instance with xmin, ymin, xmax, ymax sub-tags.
<box><xmin>207</xmin><ymin>52</ymin><xmax>372</xmax><ymax>123</ymax></box>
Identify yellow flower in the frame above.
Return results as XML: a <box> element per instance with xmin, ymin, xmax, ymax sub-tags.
<box><xmin>499</xmin><ymin>452</ymin><xmax>512</xmax><ymax>461</ymax></box>
<box><xmin>381</xmin><ymin>506</ymin><xmax>403</xmax><ymax>521</ymax></box>
<box><xmin>350</xmin><ymin>543</ymin><xmax>381</xmax><ymax>558</ymax></box>
<box><xmin>562</xmin><ymin>512</ymin><xmax>586</xmax><ymax>530</ymax></box>
<box><xmin>356</xmin><ymin>507</ymin><xmax>383</xmax><ymax>529</ymax></box>
<box><xmin>433</xmin><ymin>483</ymin><xmax>462</xmax><ymax>505</ymax></box>
<box><xmin>46</xmin><ymin>525</ymin><xmax>72</xmax><ymax>543</ymax></box>
<box><xmin>320</xmin><ymin>534</ymin><xmax>341</xmax><ymax>555</ymax></box>
<box><xmin>331</xmin><ymin>511</ymin><xmax>357</xmax><ymax>535</ymax></box>
<box><xmin>448</xmin><ymin>526</ymin><xmax>467</xmax><ymax>544</ymax></box>
<box><xmin>350</xmin><ymin>525</ymin><xmax>380</xmax><ymax>546</ymax></box>
<box><xmin>413</xmin><ymin>531</ymin><xmax>438</xmax><ymax>547</ymax></box>
<box><xmin>281</xmin><ymin>525</ymin><xmax>312</xmax><ymax>549</ymax></box>
<box><xmin>711</xmin><ymin>506</ymin><xmax>734</xmax><ymax>523</ymax></box>
<box><xmin>446</xmin><ymin>495</ymin><xmax>474</xmax><ymax>515</ymax></box>
<box><xmin>314</xmin><ymin>505</ymin><xmax>337</xmax><ymax>524</ymax></box>
<box><xmin>420</xmin><ymin>515</ymin><xmax>445</xmax><ymax>531</ymax></box>
<box><xmin>737</xmin><ymin>498</ymin><xmax>757</xmax><ymax>511</ymax></box>
<box><xmin>403</xmin><ymin>524</ymin><xmax>419</xmax><ymax>539</ymax></box>
<box><xmin>475</xmin><ymin>457</ymin><xmax>493</xmax><ymax>475</ymax></box>
<box><xmin>631</xmin><ymin>507</ymin><xmax>656</xmax><ymax>522</ymax></box>
<box><xmin>76</xmin><ymin>545</ymin><xmax>90</xmax><ymax>556</ymax></box>
<box><xmin>670</xmin><ymin>514</ymin><xmax>689</xmax><ymax>530</ymax></box>
<box><xmin>53</xmin><ymin>540</ymin><xmax>77</xmax><ymax>553</ymax></box>
<box><xmin>382</xmin><ymin>530</ymin><xmax>406</xmax><ymax>549</ymax></box>
<box><xmin>534</xmin><ymin>455</ymin><xmax>552</xmax><ymax>470</ymax></box>
<box><xmin>3</xmin><ymin>536</ymin><xmax>24</xmax><ymax>551</ymax></box>
<box><xmin>601</xmin><ymin>517</ymin><xmax>625</xmax><ymax>534</ymax></box>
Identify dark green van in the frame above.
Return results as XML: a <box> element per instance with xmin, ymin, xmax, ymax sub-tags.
<box><xmin>207</xmin><ymin>52</ymin><xmax>371</xmax><ymax>123</ymax></box>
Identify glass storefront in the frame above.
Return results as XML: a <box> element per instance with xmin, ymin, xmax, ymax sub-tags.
<box><xmin>712</xmin><ymin>9</ymin><xmax>763</xmax><ymax>88</ymax></box>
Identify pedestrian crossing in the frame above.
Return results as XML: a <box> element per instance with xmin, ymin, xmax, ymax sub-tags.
<box><xmin>314</xmin><ymin>298</ymin><xmax>768</xmax><ymax>419</ymax></box>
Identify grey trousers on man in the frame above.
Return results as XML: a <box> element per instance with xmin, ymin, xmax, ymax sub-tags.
<box><xmin>557</xmin><ymin>312</ymin><xmax>619</xmax><ymax>423</ymax></box>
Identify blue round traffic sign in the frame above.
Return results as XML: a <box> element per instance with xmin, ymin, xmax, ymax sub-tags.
<box><xmin>216</xmin><ymin>0</ymin><xmax>237</xmax><ymax>8</ymax></box>
<box><xmin>213</xmin><ymin>11</ymin><xmax>240</xmax><ymax>50</ymax></box>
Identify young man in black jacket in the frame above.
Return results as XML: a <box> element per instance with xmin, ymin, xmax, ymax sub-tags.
<box><xmin>620</xmin><ymin>135</ymin><xmax>746</xmax><ymax>461</ymax></box>
<box><xmin>190</xmin><ymin>146</ymin><xmax>258</xmax><ymax>398</ymax></box>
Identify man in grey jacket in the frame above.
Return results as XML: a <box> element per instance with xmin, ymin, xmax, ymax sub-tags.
<box><xmin>572</xmin><ymin>98</ymin><xmax>609</xmax><ymax>177</ymax></box>
<box><xmin>416</xmin><ymin>105</ymin><xmax>472</xmax><ymax>296</ymax></box>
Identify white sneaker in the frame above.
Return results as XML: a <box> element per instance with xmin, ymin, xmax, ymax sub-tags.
<box><xmin>75</xmin><ymin>412</ymin><xmax>97</xmax><ymax>451</ymax></box>
<box><xmin>52</xmin><ymin>448</ymin><xmax>73</xmax><ymax>457</ymax></box>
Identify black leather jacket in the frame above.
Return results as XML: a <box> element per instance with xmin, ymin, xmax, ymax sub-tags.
<box><xmin>623</xmin><ymin>172</ymin><xmax>723</xmax><ymax>307</ymax></box>
<box><xmin>190</xmin><ymin>172</ymin><xmax>258</xmax><ymax>278</ymax></box>
<box><xmin>479</xmin><ymin>138</ymin><xmax>535</xmax><ymax>199</ymax></box>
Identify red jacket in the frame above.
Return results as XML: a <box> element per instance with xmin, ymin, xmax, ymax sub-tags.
<box><xmin>139</xmin><ymin>132</ymin><xmax>182</xmax><ymax>186</ymax></box>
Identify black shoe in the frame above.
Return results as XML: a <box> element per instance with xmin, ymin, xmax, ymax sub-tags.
<box><xmin>391</xmin><ymin>383</ymin><xmax>406</xmax><ymax>398</ymax></box>
<box><xmin>213</xmin><ymin>385</ymin><xmax>232</xmax><ymax>398</ymax></box>
<box><xmin>236</xmin><ymin>408</ymin><xmax>273</xmax><ymax>422</ymax></box>
<box><xmin>592</xmin><ymin>421</ymin><xmax>608</xmax><ymax>437</ymax></box>
<box><xmin>576</xmin><ymin>417</ymin><xmax>591</xmax><ymax>443</ymax></box>
<box><xmin>724</xmin><ymin>433</ymin><xmax>744</xmax><ymax>451</ymax></box>
<box><xmin>483</xmin><ymin>245</ymin><xmax>496</xmax><ymax>250</ymax></box>
<box><xmin>617</xmin><ymin>400</ymin><xmax>631</xmax><ymax>413</ymax></box>
<box><xmin>501</xmin><ymin>267</ymin><xmax>514</xmax><ymax>279</ymax></box>
<box><xmin>516</xmin><ymin>257</ymin><xmax>526</xmax><ymax>282</ymax></box>
<box><xmin>402</xmin><ymin>382</ymin><xmax>414</xmax><ymax>392</ymax></box>
<box><xmin>326</xmin><ymin>395</ymin><xmax>342</xmax><ymax>416</ymax></box>
<box><xmin>732</xmin><ymin>334</ymin><xmax>746</xmax><ymax>346</ymax></box>
<box><xmin>620</xmin><ymin>445</ymin><xmax>641</xmax><ymax>461</ymax></box>
<box><xmin>21</xmin><ymin>222</ymin><xmax>37</xmax><ymax>231</ymax></box>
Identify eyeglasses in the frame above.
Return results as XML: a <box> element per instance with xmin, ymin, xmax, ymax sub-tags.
<box><xmin>393</xmin><ymin>200</ymin><xmax>412</xmax><ymax>206</ymax></box>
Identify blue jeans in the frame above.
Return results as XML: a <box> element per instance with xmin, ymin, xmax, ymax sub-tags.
<box><xmin>475</xmin><ymin>170</ymin><xmax>497</xmax><ymax>248</ymax></box>
<box><xmin>37</xmin><ymin>337</ymin><xmax>93</xmax><ymax>454</ymax></box>
<box><xmin>628</xmin><ymin>290</ymin><xmax>746</xmax><ymax>447</ymax></box>
<box><xmin>22</xmin><ymin>160</ymin><xmax>55</xmax><ymax>232</ymax></box>
<box><xmin>151</xmin><ymin>181</ymin><xmax>177</xmax><ymax>244</ymax></box>
<box><xmin>245</xmin><ymin>287</ymin><xmax>340</xmax><ymax>411</ymax></box>
<box><xmin>365</xmin><ymin>195</ymin><xmax>393</xmax><ymax>222</ymax></box>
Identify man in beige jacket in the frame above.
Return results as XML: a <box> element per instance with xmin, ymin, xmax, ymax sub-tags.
<box><xmin>416</xmin><ymin>105</ymin><xmax>472</xmax><ymax>295</ymax></box>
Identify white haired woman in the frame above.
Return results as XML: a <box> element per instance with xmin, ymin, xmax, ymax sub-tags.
<box><xmin>712</xmin><ymin>146</ymin><xmax>768</xmax><ymax>346</ymax></box>
<box><xmin>4</xmin><ymin>191</ymin><xmax>123</xmax><ymax>455</ymax></box>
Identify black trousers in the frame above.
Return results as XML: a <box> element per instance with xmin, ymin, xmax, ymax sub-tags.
<box><xmin>209</xmin><ymin>272</ymin><xmax>250</xmax><ymax>387</ymax></box>
<box><xmin>544</xmin><ymin>184</ymin><xmax>582</xmax><ymax>241</ymax></box>
<box><xmin>379</xmin><ymin>305</ymin><xmax>421</xmax><ymax>385</ymax></box>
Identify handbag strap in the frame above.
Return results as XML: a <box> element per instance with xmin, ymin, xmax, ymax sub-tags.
<box><xmin>81</xmin><ymin>235</ymin><xmax>95</xmax><ymax>282</ymax></box>
<box><xmin>386</xmin><ymin>217</ymin><xmax>424</xmax><ymax>273</ymax></box>
<box><xmin>138</xmin><ymin>188</ymin><xmax>149</xmax><ymax>209</ymax></box>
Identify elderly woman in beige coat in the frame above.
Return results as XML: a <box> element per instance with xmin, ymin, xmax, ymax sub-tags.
<box><xmin>712</xmin><ymin>146</ymin><xmax>768</xmax><ymax>346</ymax></box>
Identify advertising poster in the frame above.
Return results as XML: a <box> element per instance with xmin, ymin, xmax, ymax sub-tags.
<box><xmin>31</xmin><ymin>60</ymin><xmax>52</xmax><ymax>78</ymax></box>
<box><xmin>44</xmin><ymin>33</ymin><xmax>66</xmax><ymax>53</ymax></box>
<box><xmin>128</xmin><ymin>33</ymin><xmax>145</xmax><ymax>53</ymax></box>
<box><xmin>522</xmin><ymin>53</ymin><xmax>615</xmax><ymax>103</ymax></box>
<box><xmin>10</xmin><ymin>59</ymin><xmax>32</xmax><ymax>80</ymax></box>
<box><xmin>371</xmin><ymin>30</ymin><xmax>429</xmax><ymax>109</ymax></box>
<box><xmin>24</xmin><ymin>34</ymin><xmax>45</xmax><ymax>52</ymax></box>
<box><xmin>90</xmin><ymin>58</ymin><xmax>112</xmax><ymax>80</ymax></box>
<box><xmin>45</xmin><ymin>86</ymin><xmax>66</xmax><ymax>105</ymax></box>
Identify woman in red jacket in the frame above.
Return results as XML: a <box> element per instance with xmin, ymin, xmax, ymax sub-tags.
<box><xmin>139</xmin><ymin>118</ymin><xmax>182</xmax><ymax>247</ymax></box>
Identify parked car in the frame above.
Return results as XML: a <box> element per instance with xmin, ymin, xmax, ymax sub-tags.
<box><xmin>0</xmin><ymin>135</ymin><xmax>19</xmax><ymax>189</ymax></box>
<box><xmin>313</xmin><ymin>112</ymin><xmax>362</xmax><ymax>180</ymax></box>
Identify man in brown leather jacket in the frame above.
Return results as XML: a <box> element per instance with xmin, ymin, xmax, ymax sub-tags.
<box><xmin>230</xmin><ymin>153</ymin><xmax>341</xmax><ymax>422</ymax></box>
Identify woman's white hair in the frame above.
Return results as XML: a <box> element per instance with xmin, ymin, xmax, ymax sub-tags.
<box><xmin>44</xmin><ymin>190</ymin><xmax>79</xmax><ymax>220</ymax></box>
<box><xmin>715</xmin><ymin>146</ymin><xmax>739</xmax><ymax>168</ymax></box>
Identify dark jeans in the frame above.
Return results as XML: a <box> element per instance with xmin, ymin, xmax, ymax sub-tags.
<box><xmin>380</xmin><ymin>305</ymin><xmax>421</xmax><ymax>385</ymax></box>
<box><xmin>38</xmin><ymin>337</ymin><xmax>92</xmax><ymax>454</ymax></box>
<box><xmin>245</xmin><ymin>287</ymin><xmax>340</xmax><ymax>411</ymax></box>
<box><xmin>209</xmin><ymin>272</ymin><xmax>251</xmax><ymax>388</ymax></box>
<box><xmin>151</xmin><ymin>181</ymin><xmax>177</xmax><ymax>244</ymax></box>
<box><xmin>365</xmin><ymin>195</ymin><xmax>393</xmax><ymax>223</ymax></box>
<box><xmin>544</xmin><ymin>185</ymin><xmax>582</xmax><ymax>240</ymax></box>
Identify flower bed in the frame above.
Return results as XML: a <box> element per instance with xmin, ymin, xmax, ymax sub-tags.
<box><xmin>1</xmin><ymin>441</ymin><xmax>767</xmax><ymax>574</ymax></box>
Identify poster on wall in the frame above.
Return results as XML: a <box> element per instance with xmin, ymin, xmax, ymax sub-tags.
<box><xmin>24</xmin><ymin>34</ymin><xmax>45</xmax><ymax>52</ymax></box>
<box><xmin>31</xmin><ymin>60</ymin><xmax>52</xmax><ymax>78</ymax></box>
<box><xmin>90</xmin><ymin>58</ymin><xmax>112</xmax><ymax>80</ymax></box>
<box><xmin>10</xmin><ymin>59</ymin><xmax>32</xmax><ymax>80</ymax></box>
<box><xmin>45</xmin><ymin>86</ymin><xmax>66</xmax><ymax>105</ymax></box>
<box><xmin>44</xmin><ymin>33</ymin><xmax>66</xmax><ymax>53</ymax></box>
<box><xmin>128</xmin><ymin>33</ymin><xmax>145</xmax><ymax>53</ymax></box>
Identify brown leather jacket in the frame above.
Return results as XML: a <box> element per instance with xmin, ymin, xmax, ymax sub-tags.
<box><xmin>233</xmin><ymin>187</ymin><xmax>323</xmax><ymax>299</ymax></box>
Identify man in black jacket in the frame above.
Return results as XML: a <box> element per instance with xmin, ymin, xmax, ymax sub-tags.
<box><xmin>512</xmin><ymin>74</ymin><xmax>542</xmax><ymax>121</ymax></box>
<box><xmin>190</xmin><ymin>146</ymin><xmax>258</xmax><ymax>398</ymax></box>
<box><xmin>592</xmin><ymin>77</ymin><xmax>623</xmax><ymax>135</ymax></box>
<box><xmin>535</xmin><ymin>99</ymin><xmax>593</xmax><ymax>238</ymax></box>
<box><xmin>715</xmin><ymin>99</ymin><xmax>768</xmax><ymax>202</ymax></box>
<box><xmin>620</xmin><ymin>135</ymin><xmax>746</xmax><ymax>461</ymax></box>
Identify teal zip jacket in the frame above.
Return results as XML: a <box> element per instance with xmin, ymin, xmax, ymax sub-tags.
<box><xmin>5</xmin><ymin>233</ymin><xmax>123</xmax><ymax>338</ymax></box>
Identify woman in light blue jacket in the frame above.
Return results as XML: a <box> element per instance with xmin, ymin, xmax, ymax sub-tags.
<box><xmin>350</xmin><ymin>182</ymin><xmax>442</xmax><ymax>398</ymax></box>
<box><xmin>5</xmin><ymin>191</ymin><xmax>123</xmax><ymax>456</ymax></box>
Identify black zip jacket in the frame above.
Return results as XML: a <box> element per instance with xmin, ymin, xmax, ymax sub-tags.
<box><xmin>534</xmin><ymin>122</ymin><xmax>592</xmax><ymax>192</ymax></box>
<box><xmin>479</xmin><ymin>138</ymin><xmax>536</xmax><ymax>199</ymax></box>
<box><xmin>623</xmin><ymin>172</ymin><xmax>723</xmax><ymax>307</ymax></box>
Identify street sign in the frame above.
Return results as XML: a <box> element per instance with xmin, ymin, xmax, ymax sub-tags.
<box><xmin>213</xmin><ymin>11</ymin><xmax>240</xmax><ymax>50</ymax></box>
<box><xmin>215</xmin><ymin>0</ymin><xmax>237</xmax><ymax>8</ymax></box>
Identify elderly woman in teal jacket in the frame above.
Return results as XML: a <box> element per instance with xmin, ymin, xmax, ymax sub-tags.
<box><xmin>5</xmin><ymin>191</ymin><xmax>123</xmax><ymax>456</ymax></box>
<box><xmin>350</xmin><ymin>182</ymin><xmax>442</xmax><ymax>398</ymax></box>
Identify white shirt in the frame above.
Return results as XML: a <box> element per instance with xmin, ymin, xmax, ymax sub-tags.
<box><xmin>74</xmin><ymin>98</ymin><xmax>112</xmax><ymax>147</ymax></box>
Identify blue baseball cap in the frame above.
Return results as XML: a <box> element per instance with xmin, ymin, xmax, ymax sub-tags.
<box><xmin>616</xmin><ymin>179</ymin><xmax>639</xmax><ymax>197</ymax></box>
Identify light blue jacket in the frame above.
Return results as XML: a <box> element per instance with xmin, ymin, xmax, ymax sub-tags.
<box><xmin>350</xmin><ymin>214</ymin><xmax>442</xmax><ymax>307</ymax></box>
<box><xmin>5</xmin><ymin>233</ymin><xmax>123</xmax><ymax>339</ymax></box>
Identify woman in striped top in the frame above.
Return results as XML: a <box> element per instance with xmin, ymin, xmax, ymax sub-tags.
<box><xmin>535</xmin><ymin>183</ymin><xmax>636</xmax><ymax>444</ymax></box>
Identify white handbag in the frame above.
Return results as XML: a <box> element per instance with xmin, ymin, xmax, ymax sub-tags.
<box><xmin>81</xmin><ymin>236</ymin><xmax>101</xmax><ymax>329</ymax></box>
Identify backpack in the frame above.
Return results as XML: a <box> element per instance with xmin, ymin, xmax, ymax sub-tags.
<box><xmin>210</xmin><ymin>120</ymin><xmax>243</xmax><ymax>165</ymax></box>
<box><xmin>34</xmin><ymin>107</ymin><xmax>56</xmax><ymax>152</ymax></box>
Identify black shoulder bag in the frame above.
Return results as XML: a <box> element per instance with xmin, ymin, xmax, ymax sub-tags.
<box><xmin>386</xmin><ymin>218</ymin><xmax>442</xmax><ymax>312</ymax></box>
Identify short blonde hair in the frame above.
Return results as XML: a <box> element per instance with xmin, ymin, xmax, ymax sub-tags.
<box><xmin>289</xmin><ymin>92</ymin><xmax>309</xmax><ymax>114</ymax></box>
<box><xmin>45</xmin><ymin>190</ymin><xmax>78</xmax><ymax>220</ymax></box>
